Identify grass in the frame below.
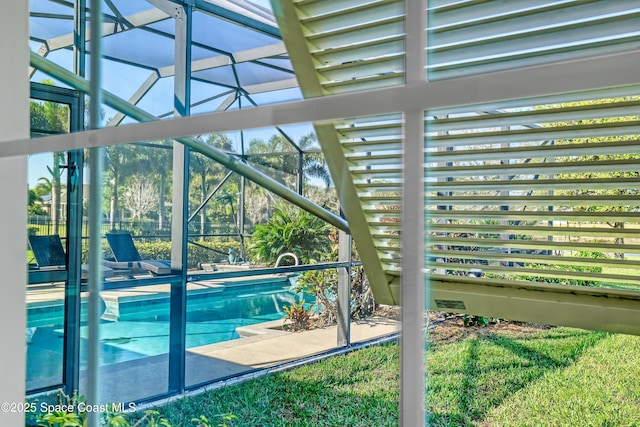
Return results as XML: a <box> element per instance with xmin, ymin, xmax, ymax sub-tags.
<box><xmin>133</xmin><ymin>344</ymin><xmax>399</xmax><ymax>427</ymax></box>
<box><xmin>134</xmin><ymin>326</ymin><xmax>640</xmax><ymax>426</ymax></box>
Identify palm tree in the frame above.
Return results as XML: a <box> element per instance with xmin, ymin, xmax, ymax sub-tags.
<box><xmin>245</xmin><ymin>132</ymin><xmax>331</xmax><ymax>190</ymax></box>
<box><xmin>142</xmin><ymin>141</ymin><xmax>172</xmax><ymax>230</ymax></box>
<box><xmin>35</xmin><ymin>158</ymin><xmax>64</xmax><ymax>235</ymax></box>
<box><xmin>214</xmin><ymin>188</ymin><xmax>244</xmax><ymax>259</ymax></box>
<box><xmin>47</xmin><ymin>153</ymin><xmax>65</xmax><ymax>235</ymax></box>
<box><xmin>189</xmin><ymin>134</ymin><xmax>235</xmax><ymax>239</ymax></box>
<box><xmin>103</xmin><ymin>144</ymin><xmax>141</xmax><ymax>231</ymax></box>
<box><xmin>27</xmin><ymin>186</ymin><xmax>46</xmax><ymax>216</ymax></box>
<box><xmin>30</xmin><ymin>87</ymin><xmax>70</xmax><ymax>235</ymax></box>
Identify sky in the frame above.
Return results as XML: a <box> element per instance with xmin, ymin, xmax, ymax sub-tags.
<box><xmin>27</xmin><ymin>1</ymin><xmax>319</xmax><ymax>188</ymax></box>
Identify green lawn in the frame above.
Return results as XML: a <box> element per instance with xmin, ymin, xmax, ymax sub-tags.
<box><xmin>135</xmin><ymin>325</ymin><xmax>640</xmax><ymax>427</ymax></box>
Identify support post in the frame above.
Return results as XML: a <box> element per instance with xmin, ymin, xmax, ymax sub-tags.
<box><xmin>64</xmin><ymin>122</ymin><xmax>84</xmax><ymax>396</ymax></box>
<box><xmin>297</xmin><ymin>151</ymin><xmax>304</xmax><ymax>195</ymax></box>
<box><xmin>337</xmin><ymin>230</ymin><xmax>352</xmax><ymax>347</ymax></box>
<box><xmin>86</xmin><ymin>0</ymin><xmax>103</xmax><ymax>424</ymax></box>
<box><xmin>239</xmin><ymin>176</ymin><xmax>246</xmax><ymax>260</ymax></box>
<box><xmin>169</xmin><ymin>1</ymin><xmax>192</xmax><ymax>394</ymax></box>
<box><xmin>64</xmin><ymin>0</ymin><xmax>87</xmax><ymax>396</ymax></box>
<box><xmin>402</xmin><ymin>1</ymin><xmax>427</xmax><ymax>425</ymax></box>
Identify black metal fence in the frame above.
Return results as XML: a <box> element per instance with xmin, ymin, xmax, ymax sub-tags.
<box><xmin>27</xmin><ymin>216</ymin><xmax>236</xmax><ymax>237</ymax></box>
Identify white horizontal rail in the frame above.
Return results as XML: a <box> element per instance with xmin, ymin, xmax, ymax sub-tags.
<box><xmin>5</xmin><ymin>47</ymin><xmax>640</xmax><ymax>158</ymax></box>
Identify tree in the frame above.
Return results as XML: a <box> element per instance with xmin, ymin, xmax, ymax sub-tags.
<box><xmin>146</xmin><ymin>143</ymin><xmax>172</xmax><ymax>230</ymax></box>
<box><xmin>103</xmin><ymin>144</ymin><xmax>141</xmax><ymax>230</ymax></box>
<box><xmin>246</xmin><ymin>132</ymin><xmax>331</xmax><ymax>190</ymax></box>
<box><xmin>30</xmin><ymin>91</ymin><xmax>70</xmax><ymax>234</ymax></box>
<box><xmin>243</xmin><ymin>132</ymin><xmax>332</xmax><ymax>227</ymax></box>
<box><xmin>214</xmin><ymin>188</ymin><xmax>245</xmax><ymax>258</ymax></box>
<box><xmin>27</xmin><ymin>186</ymin><xmax>46</xmax><ymax>216</ymax></box>
<box><xmin>121</xmin><ymin>175</ymin><xmax>159</xmax><ymax>222</ymax></box>
<box><xmin>189</xmin><ymin>134</ymin><xmax>235</xmax><ymax>238</ymax></box>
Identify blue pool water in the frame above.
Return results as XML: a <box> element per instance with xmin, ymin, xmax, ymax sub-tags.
<box><xmin>26</xmin><ymin>276</ymin><xmax>309</xmax><ymax>390</ymax></box>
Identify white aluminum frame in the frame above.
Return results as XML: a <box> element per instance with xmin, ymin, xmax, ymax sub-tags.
<box><xmin>0</xmin><ymin>2</ymin><xmax>29</xmax><ymax>426</ymax></box>
<box><xmin>5</xmin><ymin>48</ymin><xmax>640</xmax><ymax>157</ymax></box>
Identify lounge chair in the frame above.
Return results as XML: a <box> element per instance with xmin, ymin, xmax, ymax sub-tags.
<box><xmin>28</xmin><ymin>234</ymin><xmax>114</xmax><ymax>279</ymax></box>
<box><xmin>104</xmin><ymin>232</ymin><xmax>171</xmax><ymax>276</ymax></box>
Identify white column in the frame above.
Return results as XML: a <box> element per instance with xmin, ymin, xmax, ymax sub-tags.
<box><xmin>402</xmin><ymin>0</ymin><xmax>427</xmax><ymax>425</ymax></box>
<box><xmin>0</xmin><ymin>2</ymin><xmax>29</xmax><ymax>425</ymax></box>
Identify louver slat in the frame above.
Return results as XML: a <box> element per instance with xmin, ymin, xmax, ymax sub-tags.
<box><xmin>428</xmin><ymin>1</ymin><xmax>640</xmax><ymax>79</ymax></box>
<box><xmin>426</xmin><ymin>94</ymin><xmax>640</xmax><ymax>290</ymax></box>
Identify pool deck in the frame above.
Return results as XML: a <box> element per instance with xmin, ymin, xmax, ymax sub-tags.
<box><xmin>93</xmin><ymin>315</ymin><xmax>400</xmax><ymax>403</ymax></box>
<box><xmin>190</xmin><ymin>316</ymin><xmax>400</xmax><ymax>371</ymax></box>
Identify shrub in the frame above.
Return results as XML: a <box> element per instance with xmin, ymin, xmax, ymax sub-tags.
<box><xmin>28</xmin><ymin>390</ymin><xmax>237</xmax><ymax>427</ymax></box>
<box><xmin>248</xmin><ymin>203</ymin><xmax>332</xmax><ymax>265</ymax></box>
<box><xmin>81</xmin><ymin>239</ymin><xmax>241</xmax><ymax>268</ymax></box>
<box><xmin>515</xmin><ymin>251</ymin><xmax>606</xmax><ymax>287</ymax></box>
<box><xmin>283</xmin><ymin>300</ymin><xmax>311</xmax><ymax>331</ymax></box>
<box><xmin>292</xmin><ymin>265</ymin><xmax>375</xmax><ymax>328</ymax></box>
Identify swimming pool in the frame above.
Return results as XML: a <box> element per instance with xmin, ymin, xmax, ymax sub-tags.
<box><xmin>26</xmin><ymin>274</ymin><xmax>309</xmax><ymax>390</ymax></box>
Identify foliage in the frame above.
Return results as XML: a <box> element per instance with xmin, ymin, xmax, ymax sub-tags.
<box><xmin>142</xmin><ymin>142</ymin><xmax>173</xmax><ymax>230</ymax></box>
<box><xmin>540</xmin><ymin>97</ymin><xmax>640</xmax><ymax>259</ymax></box>
<box><xmin>248</xmin><ymin>202</ymin><xmax>332</xmax><ymax>265</ymax></box>
<box><xmin>349</xmin><ymin>266</ymin><xmax>376</xmax><ymax>319</ymax></box>
<box><xmin>29</xmin><ymin>389</ymin><xmax>85</xmax><ymax>427</ymax></box>
<box><xmin>28</xmin><ymin>186</ymin><xmax>47</xmax><ymax>216</ymax></box>
<box><xmin>291</xmin><ymin>265</ymin><xmax>375</xmax><ymax>329</ymax></box>
<box><xmin>30</xmin><ymin>91</ymin><xmax>69</xmax><ymax>235</ymax></box>
<box><xmin>499</xmin><ymin>251</ymin><xmax>607</xmax><ymax>287</ymax></box>
<box><xmin>213</xmin><ymin>189</ymin><xmax>241</xmax><ymax>235</ymax></box>
<box><xmin>295</xmin><ymin>268</ymin><xmax>338</xmax><ymax>326</ymax></box>
<box><xmin>191</xmin><ymin>414</ymin><xmax>237</xmax><ymax>427</ymax></box>
<box><xmin>80</xmin><ymin>239</ymin><xmax>241</xmax><ymax>267</ymax></box>
<box><xmin>28</xmin><ymin>390</ymin><xmax>236</xmax><ymax>427</ymax></box>
<box><xmin>103</xmin><ymin>144</ymin><xmax>140</xmax><ymax>230</ymax></box>
<box><xmin>189</xmin><ymin>134</ymin><xmax>238</xmax><ymax>238</ymax></box>
<box><xmin>462</xmin><ymin>314</ymin><xmax>499</xmax><ymax>327</ymax></box>
<box><xmin>242</xmin><ymin>133</ymin><xmax>332</xmax><ymax>228</ymax></box>
<box><xmin>246</xmin><ymin>132</ymin><xmax>331</xmax><ymax>188</ymax></box>
<box><xmin>283</xmin><ymin>300</ymin><xmax>311</xmax><ymax>331</ymax></box>
<box><xmin>280</xmin><ymin>227</ymin><xmax>375</xmax><ymax>329</ymax></box>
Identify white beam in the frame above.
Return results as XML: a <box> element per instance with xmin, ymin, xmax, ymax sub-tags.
<box><xmin>0</xmin><ymin>2</ymin><xmax>28</xmax><ymax>425</ymax></box>
<box><xmin>146</xmin><ymin>0</ymin><xmax>182</xmax><ymax>16</ymax></box>
<box><xmin>216</xmin><ymin>92</ymin><xmax>237</xmax><ymax>111</ymax></box>
<box><xmin>159</xmin><ymin>55</ymin><xmax>232</xmax><ymax>78</ymax></box>
<box><xmin>243</xmin><ymin>77</ymin><xmax>298</xmax><ymax>94</ymax></box>
<box><xmin>14</xmin><ymin>46</ymin><xmax>640</xmax><ymax>158</ymax></box>
<box><xmin>233</xmin><ymin>42</ymin><xmax>286</xmax><ymax>63</ymax></box>
<box><xmin>45</xmin><ymin>7</ymin><xmax>170</xmax><ymax>51</ymax></box>
<box><xmin>108</xmin><ymin>71</ymin><xmax>160</xmax><ymax>126</ymax></box>
<box><xmin>157</xmin><ymin>42</ymin><xmax>286</xmax><ymax>77</ymax></box>
<box><xmin>205</xmin><ymin>0</ymin><xmax>277</xmax><ymax>27</ymax></box>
